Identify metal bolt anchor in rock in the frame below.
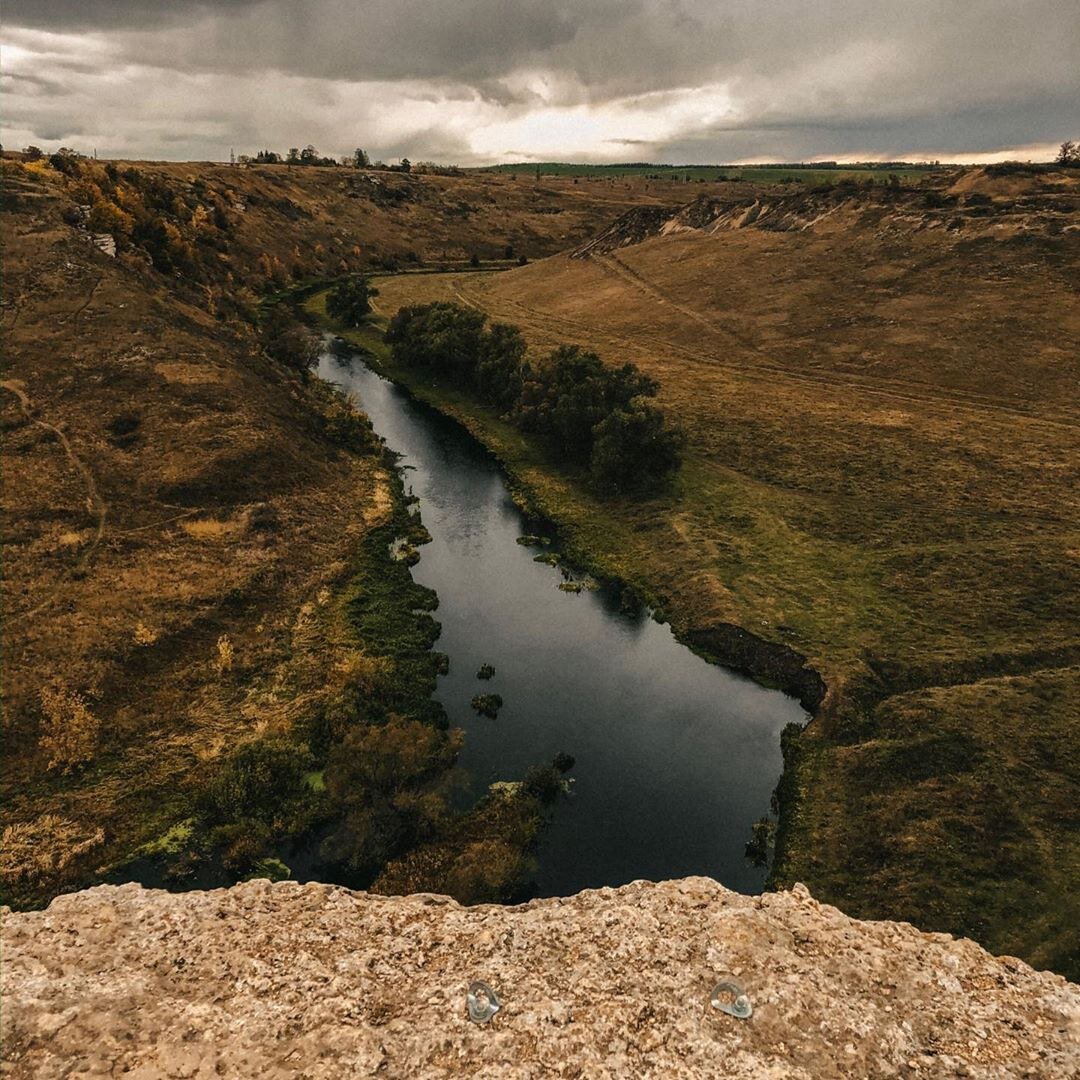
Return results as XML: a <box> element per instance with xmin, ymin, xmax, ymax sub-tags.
<box><xmin>466</xmin><ymin>980</ymin><xmax>501</xmax><ymax>1024</ymax></box>
<box><xmin>710</xmin><ymin>978</ymin><xmax>753</xmax><ymax>1020</ymax></box>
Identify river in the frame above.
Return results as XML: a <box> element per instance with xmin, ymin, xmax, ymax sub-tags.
<box><xmin>319</xmin><ymin>340</ymin><xmax>808</xmax><ymax>897</ymax></box>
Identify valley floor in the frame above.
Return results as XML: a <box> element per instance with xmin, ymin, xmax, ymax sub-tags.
<box><xmin>321</xmin><ymin>171</ymin><xmax>1080</xmax><ymax>976</ymax></box>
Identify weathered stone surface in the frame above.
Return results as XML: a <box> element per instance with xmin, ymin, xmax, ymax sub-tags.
<box><xmin>2</xmin><ymin>878</ymin><xmax>1076</xmax><ymax>1078</ymax></box>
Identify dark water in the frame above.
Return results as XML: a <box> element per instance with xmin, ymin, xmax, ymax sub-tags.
<box><xmin>319</xmin><ymin>341</ymin><xmax>807</xmax><ymax>896</ymax></box>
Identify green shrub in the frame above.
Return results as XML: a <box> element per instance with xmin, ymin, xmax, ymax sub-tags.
<box><xmin>261</xmin><ymin>315</ymin><xmax>321</xmax><ymax>373</ymax></box>
<box><xmin>471</xmin><ymin>693</ymin><xmax>503</xmax><ymax>718</ymax></box>
<box><xmin>320</xmin><ymin>716</ymin><xmax>462</xmax><ymax>873</ymax></box>
<box><xmin>522</xmin><ymin>762</ymin><xmax>565</xmax><ymax>803</ymax></box>
<box><xmin>386</xmin><ymin>302</ymin><xmax>682</xmax><ymax>494</ymax></box>
<box><xmin>198</xmin><ymin>738</ymin><xmax>315</xmax><ymax>829</ymax></box>
<box><xmin>326</xmin><ymin>275</ymin><xmax>379</xmax><ymax>327</ymax></box>
<box><xmin>590</xmin><ymin>402</ymin><xmax>684</xmax><ymax>495</ymax></box>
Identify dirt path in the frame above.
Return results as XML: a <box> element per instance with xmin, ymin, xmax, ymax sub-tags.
<box><xmin>455</xmin><ymin>265</ymin><xmax>1079</xmax><ymax>434</ymax></box>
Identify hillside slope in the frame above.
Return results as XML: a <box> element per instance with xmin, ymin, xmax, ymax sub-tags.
<box><xmin>370</xmin><ymin>169</ymin><xmax>1080</xmax><ymax>975</ymax></box>
<box><xmin>0</xmin><ymin>163</ymin><xmax>402</xmax><ymax>901</ymax></box>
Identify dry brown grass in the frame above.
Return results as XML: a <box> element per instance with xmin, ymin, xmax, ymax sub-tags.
<box><xmin>181</xmin><ymin>517</ymin><xmax>242</xmax><ymax>541</ymax></box>
<box><xmin>38</xmin><ymin>684</ymin><xmax>101</xmax><ymax>773</ymax></box>
<box><xmin>0</xmin><ymin>816</ymin><xmax>106</xmax><ymax>886</ymax></box>
<box><xmin>0</xmin><ymin>161</ymin><xmax>409</xmax><ymax>903</ymax></box>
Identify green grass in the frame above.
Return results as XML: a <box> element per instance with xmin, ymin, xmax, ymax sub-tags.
<box><xmin>781</xmin><ymin>668</ymin><xmax>1080</xmax><ymax>976</ymax></box>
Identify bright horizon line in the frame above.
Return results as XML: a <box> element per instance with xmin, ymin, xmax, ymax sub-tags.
<box><xmin>21</xmin><ymin>146</ymin><xmax>1062</xmax><ymax>169</ymax></box>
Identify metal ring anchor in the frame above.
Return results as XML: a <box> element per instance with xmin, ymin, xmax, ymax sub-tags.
<box><xmin>710</xmin><ymin>978</ymin><xmax>753</xmax><ymax>1020</ymax></box>
<box><xmin>466</xmin><ymin>981</ymin><xmax>501</xmax><ymax>1024</ymax></box>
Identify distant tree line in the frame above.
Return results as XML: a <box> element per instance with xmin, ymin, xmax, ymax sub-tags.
<box><xmin>235</xmin><ymin>146</ymin><xmax>460</xmax><ymax>174</ymax></box>
<box><xmin>384</xmin><ymin>302</ymin><xmax>684</xmax><ymax>495</ymax></box>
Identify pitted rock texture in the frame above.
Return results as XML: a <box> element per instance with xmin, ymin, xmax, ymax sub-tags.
<box><xmin>2</xmin><ymin>878</ymin><xmax>1077</xmax><ymax>1078</ymax></box>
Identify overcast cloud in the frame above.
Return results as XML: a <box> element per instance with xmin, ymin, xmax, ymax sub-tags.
<box><xmin>2</xmin><ymin>1</ymin><xmax>1077</xmax><ymax>163</ymax></box>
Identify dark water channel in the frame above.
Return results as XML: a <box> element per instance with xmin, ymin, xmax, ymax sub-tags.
<box><xmin>319</xmin><ymin>341</ymin><xmax>808</xmax><ymax>897</ymax></box>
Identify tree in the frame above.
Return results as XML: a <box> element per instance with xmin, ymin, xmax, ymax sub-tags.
<box><xmin>261</xmin><ymin>312</ymin><xmax>321</xmax><ymax>374</ymax></box>
<box><xmin>300</xmin><ymin>144</ymin><xmax>319</xmax><ymax>165</ymax></box>
<box><xmin>399</xmin><ymin>157</ymin><xmax>412</xmax><ymax>173</ymax></box>
<box><xmin>352</xmin><ymin>148</ymin><xmax>370</xmax><ymax>168</ymax></box>
<box><xmin>49</xmin><ymin>147</ymin><xmax>82</xmax><ymax>175</ymax></box>
<box><xmin>514</xmin><ymin>345</ymin><xmax>657</xmax><ymax>460</ymax></box>
<box><xmin>589</xmin><ymin>401</ymin><xmax>684</xmax><ymax>494</ymax></box>
<box><xmin>86</xmin><ymin>200</ymin><xmax>134</xmax><ymax>241</ymax></box>
<box><xmin>326</xmin><ymin>275</ymin><xmax>379</xmax><ymax>327</ymax></box>
<box><xmin>1057</xmin><ymin>140</ymin><xmax>1079</xmax><ymax>166</ymax></box>
<box><xmin>385</xmin><ymin>301</ymin><xmax>681</xmax><ymax>495</ymax></box>
<box><xmin>321</xmin><ymin>716</ymin><xmax>461</xmax><ymax>872</ymax></box>
<box><xmin>22</xmin><ymin>145</ymin><xmax>43</xmax><ymax>161</ymax></box>
<box><xmin>475</xmin><ymin>322</ymin><xmax>526</xmax><ymax>408</ymax></box>
<box><xmin>198</xmin><ymin>739</ymin><xmax>313</xmax><ymax>829</ymax></box>
<box><xmin>286</xmin><ymin>147</ymin><xmax>300</xmax><ymax>165</ymax></box>
<box><xmin>385</xmin><ymin>301</ymin><xmax>488</xmax><ymax>379</ymax></box>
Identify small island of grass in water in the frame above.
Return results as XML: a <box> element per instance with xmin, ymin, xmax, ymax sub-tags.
<box><xmin>472</xmin><ymin>693</ymin><xmax>503</xmax><ymax>718</ymax></box>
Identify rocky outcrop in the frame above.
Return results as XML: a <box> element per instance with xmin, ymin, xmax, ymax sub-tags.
<box><xmin>3</xmin><ymin>878</ymin><xmax>1076</xmax><ymax>1078</ymax></box>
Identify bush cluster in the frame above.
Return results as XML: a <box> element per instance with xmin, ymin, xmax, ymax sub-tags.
<box><xmin>385</xmin><ymin>302</ymin><xmax>683</xmax><ymax>494</ymax></box>
<box><xmin>326</xmin><ymin>275</ymin><xmax>378</xmax><ymax>327</ymax></box>
<box><xmin>38</xmin><ymin>155</ymin><xmax>354</xmax><ymax>309</ymax></box>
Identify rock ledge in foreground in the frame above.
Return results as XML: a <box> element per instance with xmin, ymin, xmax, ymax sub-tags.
<box><xmin>2</xmin><ymin>878</ymin><xmax>1076</xmax><ymax>1078</ymax></box>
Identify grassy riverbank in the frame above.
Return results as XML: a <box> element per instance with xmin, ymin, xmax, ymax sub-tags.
<box><xmin>309</xmin><ymin>217</ymin><xmax>1080</xmax><ymax>979</ymax></box>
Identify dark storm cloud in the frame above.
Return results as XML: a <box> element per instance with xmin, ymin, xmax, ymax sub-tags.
<box><xmin>4</xmin><ymin>1</ymin><xmax>263</xmax><ymax>31</ymax></box>
<box><xmin>2</xmin><ymin>0</ymin><xmax>1078</xmax><ymax>162</ymax></box>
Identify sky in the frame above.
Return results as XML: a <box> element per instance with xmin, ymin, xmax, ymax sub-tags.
<box><xmin>2</xmin><ymin>1</ymin><xmax>1077</xmax><ymax>165</ymax></box>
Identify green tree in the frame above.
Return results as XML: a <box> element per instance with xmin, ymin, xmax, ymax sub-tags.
<box><xmin>515</xmin><ymin>345</ymin><xmax>657</xmax><ymax>460</ymax></box>
<box><xmin>475</xmin><ymin>322</ymin><xmax>526</xmax><ymax>408</ymax></box>
<box><xmin>352</xmin><ymin>148</ymin><xmax>370</xmax><ymax>168</ymax></box>
<box><xmin>385</xmin><ymin>301</ymin><xmax>488</xmax><ymax>380</ymax></box>
<box><xmin>326</xmin><ymin>275</ymin><xmax>379</xmax><ymax>327</ymax></box>
<box><xmin>198</xmin><ymin>739</ymin><xmax>314</xmax><ymax>829</ymax></box>
<box><xmin>589</xmin><ymin>401</ymin><xmax>684</xmax><ymax>494</ymax></box>
<box><xmin>261</xmin><ymin>312</ymin><xmax>321</xmax><ymax>374</ymax></box>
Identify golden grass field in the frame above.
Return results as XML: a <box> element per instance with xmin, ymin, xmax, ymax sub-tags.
<box><xmin>347</xmin><ymin>167</ymin><xmax>1080</xmax><ymax>975</ymax></box>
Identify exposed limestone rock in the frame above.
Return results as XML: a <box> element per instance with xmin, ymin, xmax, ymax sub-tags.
<box><xmin>2</xmin><ymin>878</ymin><xmax>1076</xmax><ymax>1078</ymax></box>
